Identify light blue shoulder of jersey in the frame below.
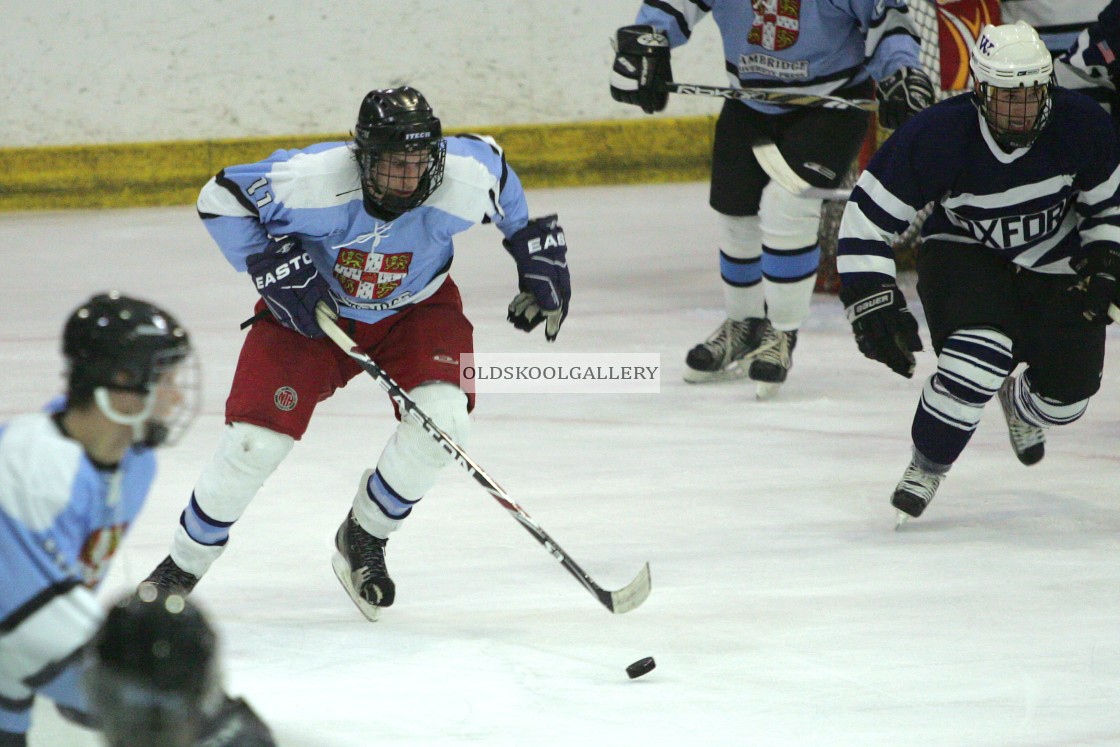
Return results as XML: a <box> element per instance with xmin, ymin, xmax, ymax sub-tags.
<box><xmin>196</xmin><ymin>135</ymin><xmax>530</xmax><ymax>272</ymax></box>
<box><xmin>441</xmin><ymin>135</ymin><xmax>529</xmax><ymax>237</ymax></box>
<box><xmin>196</xmin><ymin>142</ymin><xmax>361</xmax><ymax>269</ymax></box>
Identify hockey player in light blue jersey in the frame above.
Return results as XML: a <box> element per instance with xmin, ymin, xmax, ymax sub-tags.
<box><xmin>610</xmin><ymin>0</ymin><xmax>933</xmax><ymax>396</ymax></box>
<box><xmin>837</xmin><ymin>21</ymin><xmax>1120</xmax><ymax>523</ymax></box>
<box><xmin>0</xmin><ymin>292</ymin><xmax>198</xmax><ymax>746</ymax></box>
<box><xmin>142</xmin><ymin>86</ymin><xmax>572</xmax><ymax>622</ymax></box>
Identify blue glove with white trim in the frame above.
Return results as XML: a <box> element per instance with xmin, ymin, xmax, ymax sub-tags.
<box><xmin>503</xmin><ymin>215</ymin><xmax>571</xmax><ymax>342</ymax></box>
<box><xmin>246</xmin><ymin>237</ymin><xmax>338</xmax><ymax>338</ymax></box>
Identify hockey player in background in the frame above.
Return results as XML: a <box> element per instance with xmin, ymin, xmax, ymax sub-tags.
<box><xmin>0</xmin><ymin>292</ymin><xmax>198</xmax><ymax>746</ymax></box>
<box><xmin>84</xmin><ymin>588</ymin><xmax>274</xmax><ymax>747</ymax></box>
<box><xmin>610</xmin><ymin>0</ymin><xmax>933</xmax><ymax>396</ymax></box>
<box><xmin>142</xmin><ymin>86</ymin><xmax>572</xmax><ymax>621</ymax></box>
<box><xmin>837</xmin><ymin>21</ymin><xmax>1120</xmax><ymax>522</ymax></box>
<box><xmin>1057</xmin><ymin>0</ymin><xmax>1120</xmax><ymax>124</ymax></box>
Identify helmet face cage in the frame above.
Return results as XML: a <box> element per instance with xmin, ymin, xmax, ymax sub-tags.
<box><xmin>969</xmin><ymin>21</ymin><xmax>1055</xmax><ymax>150</ymax></box>
<box><xmin>142</xmin><ymin>347</ymin><xmax>202</xmax><ymax>448</ymax></box>
<box><xmin>353</xmin><ymin>87</ymin><xmax>446</xmax><ymax>220</ymax></box>
<box><xmin>63</xmin><ymin>292</ymin><xmax>200</xmax><ymax>447</ymax></box>
<box><xmin>975</xmin><ymin>80</ymin><xmax>1053</xmax><ymax>150</ymax></box>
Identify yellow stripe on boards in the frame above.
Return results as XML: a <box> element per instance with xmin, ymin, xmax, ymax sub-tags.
<box><xmin>0</xmin><ymin>117</ymin><xmax>717</xmax><ymax>212</ymax></box>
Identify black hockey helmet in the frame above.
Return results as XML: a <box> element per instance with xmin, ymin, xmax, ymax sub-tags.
<box><xmin>353</xmin><ymin>86</ymin><xmax>446</xmax><ymax>220</ymax></box>
<box><xmin>64</xmin><ymin>291</ymin><xmax>191</xmax><ymax>397</ymax></box>
<box><xmin>83</xmin><ymin>589</ymin><xmax>223</xmax><ymax>747</ymax></box>
<box><xmin>63</xmin><ymin>291</ymin><xmax>198</xmax><ymax>446</ymax></box>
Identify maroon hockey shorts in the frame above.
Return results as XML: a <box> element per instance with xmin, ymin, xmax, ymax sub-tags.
<box><xmin>225</xmin><ymin>278</ymin><xmax>475</xmax><ymax>439</ymax></box>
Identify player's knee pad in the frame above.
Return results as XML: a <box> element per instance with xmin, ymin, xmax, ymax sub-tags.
<box><xmin>922</xmin><ymin>328</ymin><xmax>1013</xmax><ymax>430</ymax></box>
<box><xmin>397</xmin><ymin>383</ymin><xmax>470</xmax><ymax>463</ymax></box>
<box><xmin>1014</xmin><ymin>371</ymin><xmax>1089</xmax><ymax>427</ymax></box>
<box><xmin>716</xmin><ymin>213</ymin><xmax>760</xmax><ymax>260</ymax></box>
<box><xmin>936</xmin><ymin>328</ymin><xmax>1013</xmax><ymax>405</ymax></box>
<box><xmin>758</xmin><ymin>181</ymin><xmax>822</xmax><ymax>251</ymax></box>
<box><xmin>363</xmin><ymin>384</ymin><xmax>469</xmax><ymax>527</ymax></box>
<box><xmin>193</xmin><ymin>422</ymin><xmax>295</xmax><ymax>519</ymax></box>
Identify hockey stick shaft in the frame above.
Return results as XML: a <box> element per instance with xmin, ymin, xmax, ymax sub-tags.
<box><xmin>313</xmin><ymin>303</ymin><xmax>651</xmax><ymax>614</ymax></box>
<box><xmin>664</xmin><ymin>81</ymin><xmax>878</xmax><ymax>111</ymax></box>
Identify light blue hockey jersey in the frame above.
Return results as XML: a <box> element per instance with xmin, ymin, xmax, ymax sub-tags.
<box><xmin>0</xmin><ymin>409</ymin><xmax>155</xmax><ymax>724</ymax></box>
<box><xmin>197</xmin><ymin>135</ymin><xmax>530</xmax><ymax>325</ymax></box>
<box><xmin>634</xmin><ymin>0</ymin><xmax>922</xmax><ymax>112</ymax></box>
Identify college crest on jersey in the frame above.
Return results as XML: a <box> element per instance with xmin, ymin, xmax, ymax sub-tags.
<box><xmin>334</xmin><ymin>249</ymin><xmax>413</xmax><ymax>300</ymax></box>
<box><xmin>748</xmin><ymin>0</ymin><xmax>801</xmax><ymax>51</ymax></box>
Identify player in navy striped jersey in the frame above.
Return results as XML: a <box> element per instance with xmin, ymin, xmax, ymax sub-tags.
<box><xmin>837</xmin><ymin>21</ymin><xmax>1120</xmax><ymax>522</ymax></box>
<box><xmin>610</xmin><ymin>0</ymin><xmax>933</xmax><ymax>396</ymax></box>
<box><xmin>141</xmin><ymin>87</ymin><xmax>572</xmax><ymax>622</ymax></box>
<box><xmin>0</xmin><ymin>293</ymin><xmax>198</xmax><ymax>746</ymax></box>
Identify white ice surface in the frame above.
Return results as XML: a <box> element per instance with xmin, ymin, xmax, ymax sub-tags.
<box><xmin>4</xmin><ymin>182</ymin><xmax>1120</xmax><ymax>746</ymax></box>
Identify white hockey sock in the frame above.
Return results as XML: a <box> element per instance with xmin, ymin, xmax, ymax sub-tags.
<box><xmin>716</xmin><ymin>213</ymin><xmax>765</xmax><ymax>321</ymax></box>
<box><xmin>352</xmin><ymin>383</ymin><xmax>470</xmax><ymax>538</ymax></box>
<box><xmin>758</xmin><ymin>182</ymin><xmax>822</xmax><ymax>331</ymax></box>
<box><xmin>170</xmin><ymin>422</ymin><xmax>294</xmax><ymax>576</ymax></box>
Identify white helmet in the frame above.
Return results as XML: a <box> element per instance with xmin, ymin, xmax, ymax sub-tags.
<box><xmin>970</xmin><ymin>21</ymin><xmax>1054</xmax><ymax>148</ymax></box>
<box><xmin>971</xmin><ymin>21</ymin><xmax>1053</xmax><ymax>87</ymax></box>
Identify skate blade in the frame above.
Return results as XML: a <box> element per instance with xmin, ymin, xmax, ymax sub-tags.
<box><xmin>683</xmin><ymin>364</ymin><xmax>751</xmax><ymax>384</ymax></box>
<box><xmin>755</xmin><ymin>382</ymin><xmax>782</xmax><ymax>400</ymax></box>
<box><xmin>894</xmin><ymin>511</ymin><xmax>910</xmax><ymax>530</ymax></box>
<box><xmin>331</xmin><ymin>552</ymin><xmax>382</xmax><ymax>622</ymax></box>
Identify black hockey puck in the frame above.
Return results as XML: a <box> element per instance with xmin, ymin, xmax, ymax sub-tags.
<box><xmin>626</xmin><ymin>656</ymin><xmax>656</xmax><ymax>679</ymax></box>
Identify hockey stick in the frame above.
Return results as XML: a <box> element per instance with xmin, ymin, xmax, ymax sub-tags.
<box><xmin>313</xmin><ymin>303</ymin><xmax>652</xmax><ymax>615</ymax></box>
<box><xmin>752</xmin><ymin>141</ymin><xmax>852</xmax><ymax>201</ymax></box>
<box><xmin>664</xmin><ymin>81</ymin><xmax>879</xmax><ymax>111</ymax></box>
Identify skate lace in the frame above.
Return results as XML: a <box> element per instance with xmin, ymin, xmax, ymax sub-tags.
<box><xmin>143</xmin><ymin>556</ymin><xmax>199</xmax><ymax>594</ymax></box>
<box><xmin>898</xmin><ymin>463</ymin><xmax>943</xmax><ymax>504</ymax></box>
<box><xmin>753</xmin><ymin>328</ymin><xmax>794</xmax><ymax>368</ymax></box>
<box><xmin>1006</xmin><ymin>417</ymin><xmax>1045</xmax><ymax>449</ymax></box>
<box><xmin>999</xmin><ymin>381</ymin><xmax>1045</xmax><ymax>450</ymax></box>
<box><xmin>703</xmin><ymin>318</ymin><xmax>764</xmax><ymax>363</ymax></box>
<box><xmin>349</xmin><ymin>518</ymin><xmax>389</xmax><ymax>577</ymax></box>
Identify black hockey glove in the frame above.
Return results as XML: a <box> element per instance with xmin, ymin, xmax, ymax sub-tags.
<box><xmin>876</xmin><ymin>67</ymin><xmax>935</xmax><ymax>129</ymax></box>
<box><xmin>610</xmin><ymin>25</ymin><xmax>672</xmax><ymax>114</ymax></box>
<box><xmin>840</xmin><ymin>281</ymin><xmax>923</xmax><ymax>378</ymax></box>
<box><xmin>1070</xmin><ymin>243</ymin><xmax>1120</xmax><ymax>324</ymax></box>
<box><xmin>503</xmin><ymin>215</ymin><xmax>570</xmax><ymax>342</ymax></box>
<box><xmin>245</xmin><ymin>236</ymin><xmax>339</xmax><ymax>338</ymax></box>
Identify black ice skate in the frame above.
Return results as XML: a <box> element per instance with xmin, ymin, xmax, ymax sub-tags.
<box><xmin>749</xmin><ymin>327</ymin><xmax>797</xmax><ymax>399</ymax></box>
<box><xmin>891</xmin><ymin>455</ymin><xmax>947</xmax><ymax>527</ymax></box>
<box><xmin>140</xmin><ymin>555</ymin><xmax>200</xmax><ymax>596</ymax></box>
<box><xmin>997</xmin><ymin>376</ymin><xmax>1045</xmax><ymax>466</ymax></box>
<box><xmin>332</xmin><ymin>510</ymin><xmax>394</xmax><ymax>622</ymax></box>
<box><xmin>684</xmin><ymin>317</ymin><xmax>775</xmax><ymax>383</ymax></box>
